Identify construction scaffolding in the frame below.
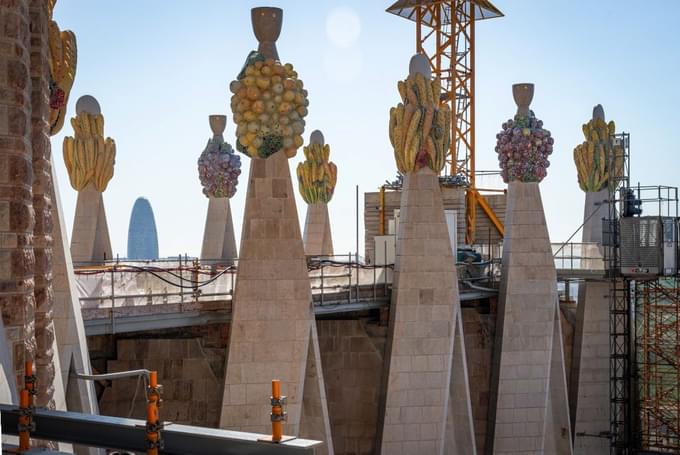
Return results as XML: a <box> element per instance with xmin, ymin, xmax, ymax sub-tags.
<box><xmin>604</xmin><ymin>132</ymin><xmax>633</xmax><ymax>454</ymax></box>
<box><xmin>636</xmin><ymin>278</ymin><xmax>680</xmax><ymax>452</ymax></box>
<box><xmin>604</xmin><ymin>129</ymin><xmax>680</xmax><ymax>454</ymax></box>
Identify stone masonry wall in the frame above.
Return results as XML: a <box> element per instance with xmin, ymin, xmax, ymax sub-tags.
<box><xmin>461</xmin><ymin>306</ymin><xmax>496</xmax><ymax>455</ymax></box>
<box><xmin>0</xmin><ymin>0</ymin><xmax>37</xmax><ymax>389</ymax></box>
<box><xmin>317</xmin><ymin>319</ymin><xmax>386</xmax><ymax>455</ymax></box>
<box><xmin>30</xmin><ymin>0</ymin><xmax>57</xmax><ymax>409</ymax></box>
<box><xmin>93</xmin><ymin>324</ymin><xmax>229</xmax><ymax>428</ymax></box>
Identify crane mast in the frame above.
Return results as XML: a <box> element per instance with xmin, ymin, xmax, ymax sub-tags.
<box><xmin>387</xmin><ymin>0</ymin><xmax>503</xmax><ymax>243</ymax></box>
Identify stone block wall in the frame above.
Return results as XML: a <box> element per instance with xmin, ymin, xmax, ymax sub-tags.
<box><xmin>461</xmin><ymin>306</ymin><xmax>496</xmax><ymax>454</ymax></box>
<box><xmin>0</xmin><ymin>0</ymin><xmax>37</xmax><ymax>390</ymax></box>
<box><xmin>92</xmin><ymin>324</ymin><xmax>228</xmax><ymax>428</ymax></box>
<box><xmin>317</xmin><ymin>319</ymin><xmax>386</xmax><ymax>455</ymax></box>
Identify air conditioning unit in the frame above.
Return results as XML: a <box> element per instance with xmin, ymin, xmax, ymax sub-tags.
<box><xmin>620</xmin><ymin>216</ymin><xmax>662</xmax><ymax>276</ymax></box>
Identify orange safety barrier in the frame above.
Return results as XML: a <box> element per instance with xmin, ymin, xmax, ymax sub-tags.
<box><xmin>146</xmin><ymin>371</ymin><xmax>163</xmax><ymax>454</ymax></box>
<box><xmin>18</xmin><ymin>389</ymin><xmax>30</xmax><ymax>451</ymax></box>
<box><xmin>19</xmin><ymin>360</ymin><xmax>36</xmax><ymax>452</ymax></box>
<box><xmin>271</xmin><ymin>380</ymin><xmax>283</xmax><ymax>442</ymax></box>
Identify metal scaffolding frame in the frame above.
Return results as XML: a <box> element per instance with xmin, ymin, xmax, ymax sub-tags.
<box><xmin>605</xmin><ymin>131</ymin><xmax>680</xmax><ymax>454</ymax></box>
<box><xmin>604</xmin><ymin>132</ymin><xmax>633</xmax><ymax>454</ymax></box>
<box><xmin>636</xmin><ymin>278</ymin><xmax>680</xmax><ymax>452</ymax></box>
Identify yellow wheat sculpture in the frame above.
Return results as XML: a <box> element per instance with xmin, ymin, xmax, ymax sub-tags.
<box><xmin>63</xmin><ymin>111</ymin><xmax>116</xmax><ymax>192</ymax></box>
<box><xmin>388</xmin><ymin>72</ymin><xmax>450</xmax><ymax>174</ymax></box>
<box><xmin>573</xmin><ymin>117</ymin><xmax>623</xmax><ymax>192</ymax></box>
<box><xmin>296</xmin><ymin>143</ymin><xmax>337</xmax><ymax>204</ymax></box>
<box><xmin>48</xmin><ymin>0</ymin><xmax>77</xmax><ymax>136</ymax></box>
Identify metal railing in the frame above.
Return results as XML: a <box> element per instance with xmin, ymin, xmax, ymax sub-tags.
<box><xmin>552</xmin><ymin>242</ymin><xmax>605</xmax><ymax>271</ymax></box>
<box><xmin>75</xmin><ymin>255</ymin><xmax>393</xmax><ymax>313</ymax></box>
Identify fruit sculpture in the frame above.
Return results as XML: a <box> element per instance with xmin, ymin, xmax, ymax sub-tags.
<box><xmin>573</xmin><ymin>108</ymin><xmax>622</xmax><ymax>192</ymax></box>
<box><xmin>229</xmin><ymin>52</ymin><xmax>309</xmax><ymax>159</ymax></box>
<box><xmin>63</xmin><ymin>110</ymin><xmax>116</xmax><ymax>192</ymax></box>
<box><xmin>198</xmin><ymin>135</ymin><xmax>241</xmax><ymax>198</ymax></box>
<box><xmin>47</xmin><ymin>0</ymin><xmax>77</xmax><ymax>136</ymax></box>
<box><xmin>388</xmin><ymin>70</ymin><xmax>450</xmax><ymax>174</ymax></box>
<box><xmin>297</xmin><ymin>141</ymin><xmax>337</xmax><ymax>204</ymax></box>
<box><xmin>495</xmin><ymin>84</ymin><xmax>553</xmax><ymax>183</ymax></box>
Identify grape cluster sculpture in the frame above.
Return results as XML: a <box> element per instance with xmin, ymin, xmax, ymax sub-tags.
<box><xmin>297</xmin><ymin>142</ymin><xmax>337</xmax><ymax>204</ymax></box>
<box><xmin>47</xmin><ymin>0</ymin><xmax>77</xmax><ymax>136</ymax></box>
<box><xmin>229</xmin><ymin>52</ymin><xmax>309</xmax><ymax>159</ymax></box>
<box><xmin>573</xmin><ymin>112</ymin><xmax>622</xmax><ymax>192</ymax></box>
<box><xmin>197</xmin><ymin>136</ymin><xmax>241</xmax><ymax>198</ymax></box>
<box><xmin>63</xmin><ymin>111</ymin><xmax>115</xmax><ymax>192</ymax></box>
<box><xmin>495</xmin><ymin>111</ymin><xmax>554</xmax><ymax>183</ymax></box>
<box><xmin>389</xmin><ymin>71</ymin><xmax>450</xmax><ymax>174</ymax></box>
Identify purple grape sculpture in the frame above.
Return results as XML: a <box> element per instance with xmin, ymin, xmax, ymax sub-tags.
<box><xmin>197</xmin><ymin>115</ymin><xmax>241</xmax><ymax>198</ymax></box>
<box><xmin>495</xmin><ymin>83</ymin><xmax>554</xmax><ymax>183</ymax></box>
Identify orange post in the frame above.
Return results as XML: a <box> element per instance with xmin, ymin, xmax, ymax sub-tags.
<box><xmin>271</xmin><ymin>379</ymin><xmax>282</xmax><ymax>442</ymax></box>
<box><xmin>18</xmin><ymin>389</ymin><xmax>30</xmax><ymax>451</ymax></box>
<box><xmin>146</xmin><ymin>371</ymin><xmax>162</xmax><ymax>455</ymax></box>
<box><xmin>24</xmin><ymin>361</ymin><xmax>35</xmax><ymax>404</ymax></box>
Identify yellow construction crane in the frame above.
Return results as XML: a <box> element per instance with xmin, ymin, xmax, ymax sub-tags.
<box><xmin>386</xmin><ymin>0</ymin><xmax>505</xmax><ymax>244</ymax></box>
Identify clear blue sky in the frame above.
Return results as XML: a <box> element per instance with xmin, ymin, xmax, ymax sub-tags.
<box><xmin>51</xmin><ymin>1</ymin><xmax>680</xmax><ymax>258</ymax></box>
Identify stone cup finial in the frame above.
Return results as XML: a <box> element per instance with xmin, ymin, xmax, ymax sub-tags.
<box><xmin>512</xmin><ymin>83</ymin><xmax>534</xmax><ymax>117</ymax></box>
<box><xmin>408</xmin><ymin>53</ymin><xmax>431</xmax><ymax>79</ymax></box>
<box><xmin>209</xmin><ymin>115</ymin><xmax>226</xmax><ymax>141</ymax></box>
<box><xmin>309</xmin><ymin>130</ymin><xmax>325</xmax><ymax>146</ymax></box>
<box><xmin>592</xmin><ymin>104</ymin><xmax>605</xmax><ymax>122</ymax></box>
<box><xmin>75</xmin><ymin>95</ymin><xmax>101</xmax><ymax>115</ymax></box>
<box><xmin>251</xmin><ymin>7</ymin><xmax>282</xmax><ymax>61</ymax></box>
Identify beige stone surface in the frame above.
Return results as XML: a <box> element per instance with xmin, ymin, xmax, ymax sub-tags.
<box><xmin>100</xmin><ymin>338</ymin><xmax>223</xmax><ymax>427</ymax></box>
<box><xmin>71</xmin><ymin>183</ymin><xmax>112</xmax><ymax>263</ymax></box>
<box><xmin>378</xmin><ymin>168</ymin><xmax>475</xmax><ymax>455</ymax></box>
<box><xmin>317</xmin><ymin>320</ymin><xmax>385</xmax><ymax>455</ymax></box>
<box><xmin>303</xmin><ymin>202</ymin><xmax>333</xmax><ymax>256</ymax></box>
<box><xmin>570</xmin><ymin>190</ymin><xmax>609</xmax><ymax>454</ymax></box>
<box><xmin>462</xmin><ymin>307</ymin><xmax>496</xmax><ymax>453</ymax></box>
<box><xmin>445</xmin><ymin>315</ymin><xmax>477</xmax><ymax>453</ymax></box>
<box><xmin>489</xmin><ymin>182</ymin><xmax>572</xmax><ymax>454</ymax></box>
<box><xmin>299</xmin><ymin>322</ymin><xmax>334</xmax><ymax>455</ymax></box>
<box><xmin>200</xmin><ymin>197</ymin><xmax>237</xmax><ymax>264</ymax></box>
<box><xmin>51</xmin><ymin>155</ymin><xmax>99</xmax><ymax>419</ymax></box>
<box><xmin>219</xmin><ymin>151</ymin><xmax>332</xmax><ymax>449</ymax></box>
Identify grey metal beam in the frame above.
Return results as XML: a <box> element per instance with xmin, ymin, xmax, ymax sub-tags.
<box><xmin>84</xmin><ymin>310</ymin><xmax>230</xmax><ymax>335</ymax></box>
<box><xmin>82</xmin><ymin>288</ymin><xmax>498</xmax><ymax>335</ymax></box>
<box><xmin>0</xmin><ymin>404</ymin><xmax>320</xmax><ymax>454</ymax></box>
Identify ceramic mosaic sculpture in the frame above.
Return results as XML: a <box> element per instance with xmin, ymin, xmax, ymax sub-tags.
<box><xmin>573</xmin><ymin>104</ymin><xmax>623</xmax><ymax>192</ymax></box>
<box><xmin>388</xmin><ymin>56</ymin><xmax>450</xmax><ymax>174</ymax></box>
<box><xmin>298</xmin><ymin>130</ymin><xmax>336</xmax><ymax>256</ymax></box>
<box><xmin>47</xmin><ymin>0</ymin><xmax>77</xmax><ymax>135</ymax></box>
<box><xmin>63</xmin><ymin>96</ymin><xmax>116</xmax><ymax>192</ymax></box>
<box><xmin>489</xmin><ymin>85</ymin><xmax>572</xmax><ymax>454</ymax></box>
<box><xmin>229</xmin><ymin>10</ymin><xmax>309</xmax><ymax>160</ymax></box>
<box><xmin>198</xmin><ymin>115</ymin><xmax>240</xmax><ymax>263</ymax></box>
<box><xmin>220</xmin><ymin>8</ymin><xmax>333</xmax><ymax>453</ymax></box>
<box><xmin>495</xmin><ymin>84</ymin><xmax>553</xmax><ymax>183</ymax></box>
<box><xmin>67</xmin><ymin>95</ymin><xmax>114</xmax><ymax>263</ymax></box>
<box><xmin>297</xmin><ymin>130</ymin><xmax>337</xmax><ymax>204</ymax></box>
<box><xmin>379</xmin><ymin>54</ymin><xmax>476</xmax><ymax>455</ymax></box>
<box><xmin>198</xmin><ymin>115</ymin><xmax>241</xmax><ymax>198</ymax></box>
